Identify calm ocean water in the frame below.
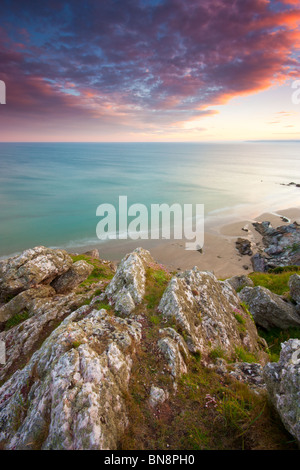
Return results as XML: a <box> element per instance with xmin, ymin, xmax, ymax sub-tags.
<box><xmin>0</xmin><ymin>142</ymin><xmax>300</xmax><ymax>258</ymax></box>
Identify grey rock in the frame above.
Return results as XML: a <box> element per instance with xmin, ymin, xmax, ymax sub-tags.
<box><xmin>0</xmin><ymin>307</ymin><xmax>142</xmax><ymax>450</ymax></box>
<box><xmin>239</xmin><ymin>286</ymin><xmax>300</xmax><ymax>330</ymax></box>
<box><xmin>51</xmin><ymin>260</ymin><xmax>93</xmax><ymax>294</ymax></box>
<box><xmin>158</xmin><ymin>268</ymin><xmax>266</xmax><ymax>360</ymax></box>
<box><xmin>83</xmin><ymin>249</ymin><xmax>100</xmax><ymax>259</ymax></box>
<box><xmin>0</xmin><ymin>246</ymin><xmax>73</xmax><ymax>301</ymax></box>
<box><xmin>157</xmin><ymin>328</ymin><xmax>189</xmax><ymax>380</ymax></box>
<box><xmin>230</xmin><ymin>362</ymin><xmax>265</xmax><ymax>391</ymax></box>
<box><xmin>226</xmin><ymin>275</ymin><xmax>254</xmax><ymax>292</ymax></box>
<box><xmin>105</xmin><ymin>248</ymin><xmax>154</xmax><ymax>315</ymax></box>
<box><xmin>289</xmin><ymin>273</ymin><xmax>300</xmax><ymax>304</ymax></box>
<box><xmin>264</xmin><ymin>339</ymin><xmax>300</xmax><ymax>447</ymax></box>
<box><xmin>236</xmin><ymin>238</ymin><xmax>253</xmax><ymax>256</ymax></box>
<box><xmin>149</xmin><ymin>386</ymin><xmax>168</xmax><ymax>408</ymax></box>
<box><xmin>0</xmin><ymin>285</ymin><xmax>55</xmax><ymax>324</ymax></box>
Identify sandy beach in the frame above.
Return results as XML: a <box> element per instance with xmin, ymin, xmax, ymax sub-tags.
<box><xmin>74</xmin><ymin>206</ymin><xmax>300</xmax><ymax>279</ymax></box>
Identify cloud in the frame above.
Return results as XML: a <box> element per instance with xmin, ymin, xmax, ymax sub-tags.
<box><xmin>0</xmin><ymin>0</ymin><xmax>300</xmax><ymax>138</ymax></box>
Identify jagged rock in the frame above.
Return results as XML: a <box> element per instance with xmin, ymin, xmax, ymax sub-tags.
<box><xmin>264</xmin><ymin>339</ymin><xmax>300</xmax><ymax>447</ymax></box>
<box><xmin>226</xmin><ymin>275</ymin><xmax>254</xmax><ymax>292</ymax></box>
<box><xmin>51</xmin><ymin>261</ymin><xmax>93</xmax><ymax>294</ymax></box>
<box><xmin>149</xmin><ymin>386</ymin><xmax>169</xmax><ymax>408</ymax></box>
<box><xmin>0</xmin><ymin>246</ymin><xmax>73</xmax><ymax>302</ymax></box>
<box><xmin>236</xmin><ymin>238</ymin><xmax>253</xmax><ymax>256</ymax></box>
<box><xmin>0</xmin><ymin>307</ymin><xmax>142</xmax><ymax>450</ymax></box>
<box><xmin>105</xmin><ymin>248</ymin><xmax>154</xmax><ymax>315</ymax></box>
<box><xmin>239</xmin><ymin>286</ymin><xmax>300</xmax><ymax>330</ymax></box>
<box><xmin>0</xmin><ymin>285</ymin><xmax>55</xmax><ymax>324</ymax></box>
<box><xmin>0</xmin><ymin>286</ymin><xmax>103</xmax><ymax>384</ymax></box>
<box><xmin>158</xmin><ymin>268</ymin><xmax>265</xmax><ymax>360</ymax></box>
<box><xmin>252</xmin><ymin>221</ymin><xmax>275</xmax><ymax>237</ymax></box>
<box><xmin>289</xmin><ymin>274</ymin><xmax>300</xmax><ymax>304</ymax></box>
<box><xmin>157</xmin><ymin>328</ymin><xmax>189</xmax><ymax>379</ymax></box>
<box><xmin>251</xmin><ymin>253</ymin><xmax>267</xmax><ymax>272</ymax></box>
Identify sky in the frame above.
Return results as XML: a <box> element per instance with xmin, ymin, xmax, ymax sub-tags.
<box><xmin>0</xmin><ymin>0</ymin><xmax>300</xmax><ymax>142</ymax></box>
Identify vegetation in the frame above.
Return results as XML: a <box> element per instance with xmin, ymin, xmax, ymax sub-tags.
<box><xmin>258</xmin><ymin>326</ymin><xmax>300</xmax><ymax>362</ymax></box>
<box><xmin>5</xmin><ymin>310</ymin><xmax>30</xmax><ymax>330</ymax></box>
<box><xmin>249</xmin><ymin>267</ymin><xmax>299</xmax><ymax>296</ymax></box>
<box><xmin>71</xmin><ymin>254</ymin><xmax>114</xmax><ymax>286</ymax></box>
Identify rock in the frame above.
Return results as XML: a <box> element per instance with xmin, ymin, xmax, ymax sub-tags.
<box><xmin>105</xmin><ymin>248</ymin><xmax>154</xmax><ymax>315</ymax></box>
<box><xmin>0</xmin><ymin>285</ymin><xmax>103</xmax><ymax>384</ymax></box>
<box><xmin>0</xmin><ymin>246</ymin><xmax>73</xmax><ymax>302</ymax></box>
<box><xmin>157</xmin><ymin>328</ymin><xmax>189</xmax><ymax>379</ymax></box>
<box><xmin>229</xmin><ymin>362</ymin><xmax>265</xmax><ymax>391</ymax></box>
<box><xmin>252</xmin><ymin>221</ymin><xmax>275</xmax><ymax>237</ymax></box>
<box><xmin>226</xmin><ymin>275</ymin><xmax>254</xmax><ymax>292</ymax></box>
<box><xmin>83</xmin><ymin>249</ymin><xmax>100</xmax><ymax>259</ymax></box>
<box><xmin>239</xmin><ymin>286</ymin><xmax>300</xmax><ymax>330</ymax></box>
<box><xmin>289</xmin><ymin>274</ymin><xmax>300</xmax><ymax>304</ymax></box>
<box><xmin>236</xmin><ymin>238</ymin><xmax>253</xmax><ymax>256</ymax></box>
<box><xmin>0</xmin><ymin>307</ymin><xmax>142</xmax><ymax>450</ymax></box>
<box><xmin>251</xmin><ymin>253</ymin><xmax>267</xmax><ymax>272</ymax></box>
<box><xmin>264</xmin><ymin>339</ymin><xmax>300</xmax><ymax>447</ymax></box>
<box><xmin>51</xmin><ymin>261</ymin><xmax>93</xmax><ymax>294</ymax></box>
<box><xmin>0</xmin><ymin>285</ymin><xmax>55</xmax><ymax>324</ymax></box>
<box><xmin>149</xmin><ymin>386</ymin><xmax>168</xmax><ymax>408</ymax></box>
<box><xmin>158</xmin><ymin>268</ymin><xmax>265</xmax><ymax>360</ymax></box>
<box><xmin>243</xmin><ymin>265</ymin><xmax>249</xmax><ymax>271</ymax></box>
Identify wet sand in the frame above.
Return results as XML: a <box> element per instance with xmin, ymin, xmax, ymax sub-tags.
<box><xmin>74</xmin><ymin>207</ymin><xmax>300</xmax><ymax>279</ymax></box>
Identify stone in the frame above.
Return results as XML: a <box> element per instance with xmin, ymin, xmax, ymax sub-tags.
<box><xmin>105</xmin><ymin>248</ymin><xmax>154</xmax><ymax>315</ymax></box>
<box><xmin>226</xmin><ymin>275</ymin><xmax>254</xmax><ymax>292</ymax></box>
<box><xmin>83</xmin><ymin>249</ymin><xmax>100</xmax><ymax>259</ymax></box>
<box><xmin>264</xmin><ymin>339</ymin><xmax>300</xmax><ymax>447</ymax></box>
<box><xmin>239</xmin><ymin>286</ymin><xmax>300</xmax><ymax>330</ymax></box>
<box><xmin>0</xmin><ymin>246</ymin><xmax>73</xmax><ymax>301</ymax></box>
<box><xmin>251</xmin><ymin>253</ymin><xmax>267</xmax><ymax>272</ymax></box>
<box><xmin>149</xmin><ymin>386</ymin><xmax>168</xmax><ymax>408</ymax></box>
<box><xmin>158</xmin><ymin>268</ymin><xmax>266</xmax><ymax>360</ymax></box>
<box><xmin>289</xmin><ymin>273</ymin><xmax>300</xmax><ymax>304</ymax></box>
<box><xmin>0</xmin><ymin>307</ymin><xmax>142</xmax><ymax>450</ymax></box>
<box><xmin>51</xmin><ymin>260</ymin><xmax>93</xmax><ymax>294</ymax></box>
<box><xmin>229</xmin><ymin>362</ymin><xmax>265</xmax><ymax>391</ymax></box>
<box><xmin>157</xmin><ymin>328</ymin><xmax>189</xmax><ymax>380</ymax></box>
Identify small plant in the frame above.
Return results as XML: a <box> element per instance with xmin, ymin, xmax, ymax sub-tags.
<box><xmin>234</xmin><ymin>347</ymin><xmax>257</xmax><ymax>363</ymax></box>
<box><xmin>5</xmin><ymin>310</ymin><xmax>30</xmax><ymax>330</ymax></box>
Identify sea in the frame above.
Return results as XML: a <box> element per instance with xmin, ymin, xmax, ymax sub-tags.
<box><xmin>0</xmin><ymin>141</ymin><xmax>300</xmax><ymax>258</ymax></box>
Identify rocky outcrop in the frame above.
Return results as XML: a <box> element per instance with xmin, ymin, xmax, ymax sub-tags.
<box><xmin>0</xmin><ymin>246</ymin><xmax>73</xmax><ymax>301</ymax></box>
<box><xmin>226</xmin><ymin>275</ymin><xmax>254</xmax><ymax>292</ymax></box>
<box><xmin>157</xmin><ymin>327</ymin><xmax>189</xmax><ymax>379</ymax></box>
<box><xmin>251</xmin><ymin>221</ymin><xmax>300</xmax><ymax>271</ymax></box>
<box><xmin>0</xmin><ymin>307</ymin><xmax>142</xmax><ymax>450</ymax></box>
<box><xmin>105</xmin><ymin>248</ymin><xmax>154</xmax><ymax>315</ymax></box>
<box><xmin>264</xmin><ymin>339</ymin><xmax>300</xmax><ymax>447</ymax></box>
<box><xmin>239</xmin><ymin>286</ymin><xmax>300</xmax><ymax>330</ymax></box>
<box><xmin>51</xmin><ymin>260</ymin><xmax>93</xmax><ymax>294</ymax></box>
<box><xmin>158</xmin><ymin>268</ymin><xmax>266</xmax><ymax>360</ymax></box>
<box><xmin>289</xmin><ymin>274</ymin><xmax>300</xmax><ymax>305</ymax></box>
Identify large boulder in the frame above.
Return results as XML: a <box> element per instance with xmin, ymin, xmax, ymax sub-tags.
<box><xmin>0</xmin><ymin>307</ymin><xmax>142</xmax><ymax>450</ymax></box>
<box><xmin>158</xmin><ymin>268</ymin><xmax>265</xmax><ymax>360</ymax></box>
<box><xmin>289</xmin><ymin>274</ymin><xmax>300</xmax><ymax>305</ymax></box>
<box><xmin>51</xmin><ymin>260</ymin><xmax>93</xmax><ymax>294</ymax></box>
<box><xmin>0</xmin><ymin>246</ymin><xmax>73</xmax><ymax>301</ymax></box>
<box><xmin>105</xmin><ymin>248</ymin><xmax>154</xmax><ymax>315</ymax></box>
<box><xmin>239</xmin><ymin>286</ymin><xmax>300</xmax><ymax>330</ymax></box>
<box><xmin>264</xmin><ymin>339</ymin><xmax>300</xmax><ymax>447</ymax></box>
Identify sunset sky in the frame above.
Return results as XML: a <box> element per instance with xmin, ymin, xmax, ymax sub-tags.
<box><xmin>0</xmin><ymin>0</ymin><xmax>300</xmax><ymax>142</ymax></box>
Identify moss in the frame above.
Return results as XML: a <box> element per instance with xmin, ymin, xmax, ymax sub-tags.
<box><xmin>70</xmin><ymin>254</ymin><xmax>114</xmax><ymax>286</ymax></box>
<box><xmin>5</xmin><ymin>310</ymin><xmax>30</xmax><ymax>330</ymax></box>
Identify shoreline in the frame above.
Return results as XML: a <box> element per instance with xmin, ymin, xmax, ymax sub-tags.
<box><xmin>73</xmin><ymin>206</ymin><xmax>300</xmax><ymax>279</ymax></box>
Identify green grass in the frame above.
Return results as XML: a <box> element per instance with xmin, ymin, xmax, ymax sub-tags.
<box><xmin>5</xmin><ymin>310</ymin><xmax>30</xmax><ymax>330</ymax></box>
<box><xmin>249</xmin><ymin>267</ymin><xmax>299</xmax><ymax>295</ymax></box>
<box><xmin>233</xmin><ymin>347</ymin><xmax>257</xmax><ymax>363</ymax></box>
<box><xmin>258</xmin><ymin>326</ymin><xmax>300</xmax><ymax>362</ymax></box>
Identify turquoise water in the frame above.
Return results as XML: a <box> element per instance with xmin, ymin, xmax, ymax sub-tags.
<box><xmin>0</xmin><ymin>142</ymin><xmax>300</xmax><ymax>257</ymax></box>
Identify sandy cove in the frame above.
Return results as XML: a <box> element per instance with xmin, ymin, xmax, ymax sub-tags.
<box><xmin>75</xmin><ymin>207</ymin><xmax>300</xmax><ymax>279</ymax></box>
